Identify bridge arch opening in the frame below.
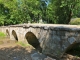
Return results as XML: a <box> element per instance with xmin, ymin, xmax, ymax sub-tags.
<box><xmin>6</xmin><ymin>29</ymin><xmax>10</xmax><ymax>37</ymax></box>
<box><xmin>12</xmin><ymin>30</ymin><xmax>18</xmax><ymax>41</ymax></box>
<box><xmin>65</xmin><ymin>43</ymin><xmax>80</xmax><ymax>57</ymax></box>
<box><xmin>25</xmin><ymin>32</ymin><xmax>42</xmax><ymax>52</ymax></box>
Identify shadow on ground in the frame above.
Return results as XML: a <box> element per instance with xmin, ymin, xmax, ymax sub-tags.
<box><xmin>0</xmin><ymin>45</ymin><xmax>35</xmax><ymax>60</ymax></box>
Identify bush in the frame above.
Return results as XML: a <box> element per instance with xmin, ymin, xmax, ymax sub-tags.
<box><xmin>70</xmin><ymin>18</ymin><xmax>80</xmax><ymax>25</ymax></box>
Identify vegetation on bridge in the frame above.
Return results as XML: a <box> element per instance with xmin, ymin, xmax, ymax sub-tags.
<box><xmin>0</xmin><ymin>0</ymin><xmax>80</xmax><ymax>25</ymax></box>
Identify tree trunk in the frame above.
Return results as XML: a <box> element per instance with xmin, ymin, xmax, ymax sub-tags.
<box><xmin>67</xmin><ymin>10</ymin><xmax>72</xmax><ymax>24</ymax></box>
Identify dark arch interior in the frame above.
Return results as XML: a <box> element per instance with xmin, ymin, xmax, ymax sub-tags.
<box><xmin>65</xmin><ymin>43</ymin><xmax>80</xmax><ymax>57</ymax></box>
<box><xmin>6</xmin><ymin>29</ymin><xmax>10</xmax><ymax>37</ymax></box>
<box><xmin>12</xmin><ymin>30</ymin><xmax>18</xmax><ymax>41</ymax></box>
<box><xmin>25</xmin><ymin>32</ymin><xmax>42</xmax><ymax>52</ymax></box>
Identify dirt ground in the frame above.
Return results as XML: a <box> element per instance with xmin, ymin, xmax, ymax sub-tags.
<box><xmin>0</xmin><ymin>37</ymin><xmax>53</xmax><ymax>60</ymax></box>
<box><xmin>0</xmin><ymin>37</ymin><xmax>34</xmax><ymax>60</ymax></box>
<box><xmin>0</xmin><ymin>37</ymin><xmax>80</xmax><ymax>60</ymax></box>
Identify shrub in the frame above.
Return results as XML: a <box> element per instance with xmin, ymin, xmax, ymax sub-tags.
<box><xmin>69</xmin><ymin>18</ymin><xmax>80</xmax><ymax>25</ymax></box>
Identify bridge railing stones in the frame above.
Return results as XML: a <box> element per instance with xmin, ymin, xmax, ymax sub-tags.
<box><xmin>0</xmin><ymin>24</ymin><xmax>80</xmax><ymax>59</ymax></box>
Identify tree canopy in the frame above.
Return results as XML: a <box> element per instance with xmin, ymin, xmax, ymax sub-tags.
<box><xmin>0</xmin><ymin>0</ymin><xmax>80</xmax><ymax>26</ymax></box>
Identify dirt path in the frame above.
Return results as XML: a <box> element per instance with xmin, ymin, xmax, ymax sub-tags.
<box><xmin>0</xmin><ymin>37</ymin><xmax>50</xmax><ymax>60</ymax></box>
<box><xmin>0</xmin><ymin>37</ymin><xmax>34</xmax><ymax>60</ymax></box>
<box><xmin>0</xmin><ymin>37</ymin><xmax>80</xmax><ymax>60</ymax></box>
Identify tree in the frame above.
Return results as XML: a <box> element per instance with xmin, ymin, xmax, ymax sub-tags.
<box><xmin>0</xmin><ymin>0</ymin><xmax>80</xmax><ymax>25</ymax></box>
<box><xmin>0</xmin><ymin>2</ymin><xmax>10</xmax><ymax>26</ymax></box>
<box><xmin>51</xmin><ymin>0</ymin><xmax>80</xmax><ymax>24</ymax></box>
<box><xmin>0</xmin><ymin>0</ymin><xmax>41</xmax><ymax>25</ymax></box>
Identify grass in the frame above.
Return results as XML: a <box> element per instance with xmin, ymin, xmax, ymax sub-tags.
<box><xmin>0</xmin><ymin>32</ymin><xmax>6</xmax><ymax>38</ymax></box>
<box><xmin>0</xmin><ymin>32</ymin><xmax>6</xmax><ymax>44</ymax></box>
<box><xmin>0</xmin><ymin>32</ymin><xmax>6</xmax><ymax>42</ymax></box>
<box><xmin>17</xmin><ymin>42</ymin><xmax>30</xmax><ymax>47</ymax></box>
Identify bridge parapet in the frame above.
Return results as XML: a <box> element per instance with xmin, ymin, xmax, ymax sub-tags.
<box><xmin>9</xmin><ymin>24</ymin><xmax>80</xmax><ymax>31</ymax></box>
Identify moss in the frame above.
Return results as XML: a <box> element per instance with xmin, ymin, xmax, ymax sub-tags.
<box><xmin>70</xmin><ymin>18</ymin><xmax>80</xmax><ymax>25</ymax></box>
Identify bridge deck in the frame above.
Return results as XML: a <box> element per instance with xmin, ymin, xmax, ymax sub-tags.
<box><xmin>9</xmin><ymin>24</ymin><xmax>80</xmax><ymax>31</ymax></box>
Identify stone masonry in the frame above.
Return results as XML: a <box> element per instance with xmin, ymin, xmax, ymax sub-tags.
<box><xmin>0</xmin><ymin>24</ymin><xmax>80</xmax><ymax>58</ymax></box>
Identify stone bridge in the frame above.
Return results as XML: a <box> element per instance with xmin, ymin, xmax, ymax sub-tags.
<box><xmin>0</xmin><ymin>24</ymin><xmax>80</xmax><ymax>58</ymax></box>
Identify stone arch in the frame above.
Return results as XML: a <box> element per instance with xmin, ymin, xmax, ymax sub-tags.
<box><xmin>64</xmin><ymin>42</ymin><xmax>80</xmax><ymax>56</ymax></box>
<box><xmin>25</xmin><ymin>32</ymin><xmax>42</xmax><ymax>52</ymax></box>
<box><xmin>12</xmin><ymin>30</ymin><xmax>18</xmax><ymax>41</ymax></box>
<box><xmin>6</xmin><ymin>29</ymin><xmax>10</xmax><ymax>37</ymax></box>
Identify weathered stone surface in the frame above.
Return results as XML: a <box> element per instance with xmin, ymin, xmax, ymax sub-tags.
<box><xmin>44</xmin><ymin>56</ymin><xmax>56</xmax><ymax>60</ymax></box>
<box><xmin>31</xmin><ymin>52</ymin><xmax>47</xmax><ymax>60</ymax></box>
<box><xmin>68</xmin><ymin>37</ymin><xmax>76</xmax><ymax>44</ymax></box>
<box><xmin>1</xmin><ymin>24</ymin><xmax>80</xmax><ymax>59</ymax></box>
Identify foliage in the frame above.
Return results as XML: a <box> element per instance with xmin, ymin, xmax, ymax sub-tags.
<box><xmin>69</xmin><ymin>18</ymin><xmax>80</xmax><ymax>25</ymax></box>
<box><xmin>51</xmin><ymin>0</ymin><xmax>80</xmax><ymax>24</ymax></box>
<box><xmin>0</xmin><ymin>0</ymin><xmax>80</xmax><ymax>25</ymax></box>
